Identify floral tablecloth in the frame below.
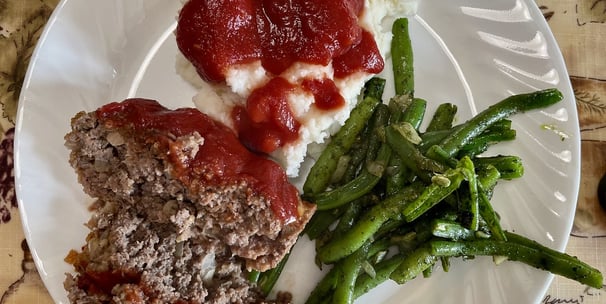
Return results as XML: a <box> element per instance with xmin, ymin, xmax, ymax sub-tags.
<box><xmin>0</xmin><ymin>0</ymin><xmax>604</xmax><ymax>303</ymax></box>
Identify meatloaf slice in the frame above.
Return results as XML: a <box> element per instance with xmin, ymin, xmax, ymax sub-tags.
<box><xmin>63</xmin><ymin>98</ymin><xmax>314</xmax><ymax>303</ymax></box>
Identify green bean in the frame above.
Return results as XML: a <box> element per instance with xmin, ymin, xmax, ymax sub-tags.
<box><xmin>478</xmin><ymin>186</ymin><xmax>506</xmax><ymax>242</ymax></box>
<box><xmin>375</xmin><ymin>214</ymin><xmax>412</xmax><ymax>240</ymax></box>
<box><xmin>422</xmin><ymin>262</ymin><xmax>435</xmax><ymax>278</ymax></box>
<box><xmin>354</xmin><ymin>258</ymin><xmax>403</xmax><ymax>299</ymax></box>
<box><xmin>385</xmin><ymin>158</ymin><xmax>410</xmax><ymax>196</ymax></box>
<box><xmin>473</xmin><ymin>155</ymin><xmax>524</xmax><ymax>180</ymax></box>
<box><xmin>412</xmin><ymin>217</ymin><xmax>440</xmax><ymax>246</ymax></box>
<box><xmin>342</xmin><ymin>100</ymin><xmax>392</xmax><ymax>184</ymax></box>
<box><xmin>305</xmin><ymin>267</ymin><xmax>338</xmax><ymax>304</ymax></box>
<box><xmin>386</xmin><ymin>125</ymin><xmax>447</xmax><ymax>177</ymax></box>
<box><xmin>389</xmin><ymin>246</ymin><xmax>437</xmax><ymax>284</ymax></box>
<box><xmin>426</xmin><ymin>103</ymin><xmax>457</xmax><ymax>132</ymax></box>
<box><xmin>419</xmin><ymin>128</ymin><xmax>462</xmax><ymax>152</ymax></box>
<box><xmin>330</xmin><ymin>155</ymin><xmax>352</xmax><ymax>184</ymax></box>
<box><xmin>427</xmin><ymin>88</ymin><xmax>563</xmax><ymax>161</ymax></box>
<box><xmin>474</xmin><ymin>164</ymin><xmax>507</xmax><ymax>241</ymax></box>
<box><xmin>364</xmin><ymin>104</ymin><xmax>390</xmax><ymax>162</ymax></box>
<box><xmin>440</xmin><ymin>256</ymin><xmax>451</xmax><ymax>272</ymax></box>
<box><xmin>388</xmin><ymin>94</ymin><xmax>413</xmax><ymax>120</ymax></box>
<box><xmin>390</xmin><ymin>231</ymin><xmax>421</xmax><ymax>253</ymax></box>
<box><xmin>420</xmin><ymin>119</ymin><xmax>511</xmax><ymax>153</ymax></box>
<box><xmin>457</xmin><ymin>156</ymin><xmax>479</xmax><ymax>230</ymax></box>
<box><xmin>304</xmin><ymin>208</ymin><xmax>346</xmax><ymax>240</ymax></box>
<box><xmin>308</xmin><ymin>103</ymin><xmax>390</xmax><ymax>209</ymax></box>
<box><xmin>317</xmin><ymin>187</ymin><xmax>417</xmax><ymax>263</ymax></box>
<box><xmin>385</xmin><ymin>97</ymin><xmax>423</xmax><ymax>194</ymax></box>
<box><xmin>257</xmin><ymin>253</ymin><xmax>290</xmax><ymax>296</ymax></box>
<box><xmin>333</xmin><ymin>242</ymin><xmax>370</xmax><ymax>304</ymax></box>
<box><xmin>341</xmin><ymin>149</ymin><xmax>365</xmax><ymax>183</ymax></box>
<box><xmin>428</xmin><ymin>234</ymin><xmax>604</xmax><ymax>289</ymax></box>
<box><xmin>364</xmin><ymin>76</ymin><xmax>388</xmax><ymax>101</ymax></box>
<box><xmin>315</xmin><ymin>195</ymin><xmax>379</xmax><ymax>252</ymax></box>
<box><xmin>341</xmin><ymin>136</ymin><xmax>370</xmax><ymax>183</ymax></box>
<box><xmin>332</xmin><ymin>199</ymin><xmax>364</xmax><ymax>239</ymax></box>
<box><xmin>367</xmin><ymin>237</ymin><xmax>392</xmax><ymax>262</ymax></box>
<box><xmin>476</xmin><ymin>163</ymin><xmax>501</xmax><ymax>194</ymax></box>
<box><xmin>458</xmin><ymin>129</ymin><xmax>517</xmax><ymax>158</ymax></box>
<box><xmin>391</xmin><ymin>18</ymin><xmax>414</xmax><ymax>96</ymax></box>
<box><xmin>426</xmin><ymin>143</ymin><xmax>460</xmax><ymax>169</ymax></box>
<box><xmin>248</xmin><ymin>270</ymin><xmax>260</xmax><ymax>284</ymax></box>
<box><xmin>314</xmin><ymin>195</ymin><xmax>377</xmax><ymax>255</ymax></box>
<box><xmin>373</xmin><ymin>181</ymin><xmax>425</xmax><ymax>239</ymax></box>
<box><xmin>303</xmin><ymin>80</ymin><xmax>385</xmax><ymax>195</ymax></box>
<box><xmin>431</xmin><ymin>219</ymin><xmax>475</xmax><ymax>241</ymax></box>
<box><xmin>502</xmin><ymin>231</ymin><xmax>551</xmax><ymax>251</ymax></box>
<box><xmin>504</xmin><ymin>231</ymin><xmax>603</xmax><ymax>287</ymax></box>
<box><xmin>312</xmin><ymin>143</ymin><xmax>391</xmax><ymax>210</ymax></box>
<box><xmin>489</xmin><ymin>118</ymin><xmax>513</xmax><ymax>130</ymax></box>
<box><xmin>401</xmin><ymin>165</ymin><xmax>466</xmax><ymax>222</ymax></box>
<box><xmin>401</xmin><ymin>98</ymin><xmax>427</xmax><ymax>130</ymax></box>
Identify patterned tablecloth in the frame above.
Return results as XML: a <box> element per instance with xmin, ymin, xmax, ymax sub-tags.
<box><xmin>0</xmin><ymin>0</ymin><xmax>604</xmax><ymax>303</ymax></box>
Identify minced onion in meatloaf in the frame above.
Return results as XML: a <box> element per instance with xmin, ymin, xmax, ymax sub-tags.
<box><xmin>63</xmin><ymin>98</ymin><xmax>315</xmax><ymax>303</ymax></box>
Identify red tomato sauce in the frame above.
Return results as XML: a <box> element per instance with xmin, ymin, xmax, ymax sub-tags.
<box><xmin>96</xmin><ymin>99</ymin><xmax>300</xmax><ymax>223</ymax></box>
<box><xmin>176</xmin><ymin>0</ymin><xmax>384</xmax><ymax>153</ymax></box>
<box><xmin>77</xmin><ymin>270</ymin><xmax>140</xmax><ymax>296</ymax></box>
<box><xmin>232</xmin><ymin>77</ymin><xmax>301</xmax><ymax>154</ymax></box>
<box><xmin>302</xmin><ymin>78</ymin><xmax>346</xmax><ymax>110</ymax></box>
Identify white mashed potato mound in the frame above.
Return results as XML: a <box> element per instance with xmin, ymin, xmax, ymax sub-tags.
<box><xmin>177</xmin><ymin>0</ymin><xmax>418</xmax><ymax>177</ymax></box>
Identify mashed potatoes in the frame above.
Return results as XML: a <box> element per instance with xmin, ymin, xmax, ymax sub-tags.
<box><xmin>177</xmin><ymin>0</ymin><xmax>418</xmax><ymax>177</ymax></box>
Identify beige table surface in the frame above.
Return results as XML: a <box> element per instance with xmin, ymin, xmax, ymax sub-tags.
<box><xmin>0</xmin><ymin>0</ymin><xmax>604</xmax><ymax>303</ymax></box>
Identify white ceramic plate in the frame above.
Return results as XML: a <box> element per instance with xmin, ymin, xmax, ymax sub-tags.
<box><xmin>15</xmin><ymin>0</ymin><xmax>580</xmax><ymax>303</ymax></box>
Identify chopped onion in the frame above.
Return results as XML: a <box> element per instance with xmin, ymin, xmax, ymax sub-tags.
<box><xmin>431</xmin><ymin>174</ymin><xmax>451</xmax><ymax>187</ymax></box>
<box><xmin>393</xmin><ymin>121</ymin><xmax>422</xmax><ymax>145</ymax></box>
<box><xmin>362</xmin><ymin>260</ymin><xmax>377</xmax><ymax>278</ymax></box>
<box><xmin>201</xmin><ymin>251</ymin><xmax>217</xmax><ymax>283</ymax></box>
<box><xmin>331</xmin><ymin>155</ymin><xmax>351</xmax><ymax>183</ymax></box>
<box><xmin>366</xmin><ymin>160</ymin><xmax>386</xmax><ymax>177</ymax></box>
<box><xmin>106</xmin><ymin>132</ymin><xmax>125</xmax><ymax>146</ymax></box>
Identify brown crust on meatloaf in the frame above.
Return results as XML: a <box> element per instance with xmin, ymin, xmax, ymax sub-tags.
<box><xmin>64</xmin><ymin>108</ymin><xmax>313</xmax><ymax>303</ymax></box>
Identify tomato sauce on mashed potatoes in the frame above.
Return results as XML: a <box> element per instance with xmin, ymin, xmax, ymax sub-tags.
<box><xmin>176</xmin><ymin>0</ymin><xmax>417</xmax><ymax>177</ymax></box>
